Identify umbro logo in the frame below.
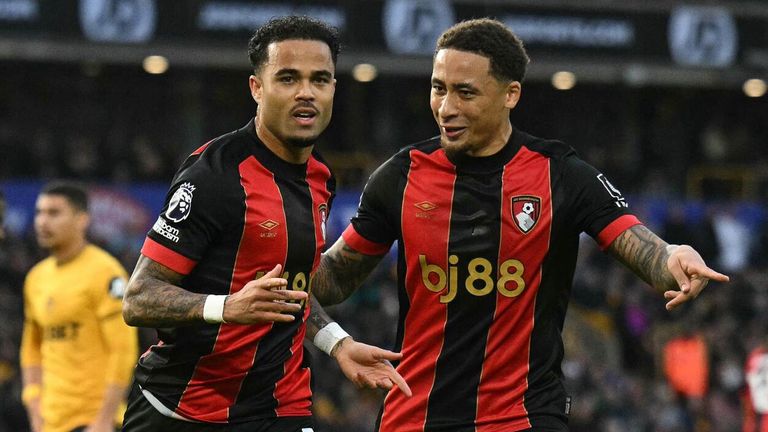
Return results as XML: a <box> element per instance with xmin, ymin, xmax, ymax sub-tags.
<box><xmin>259</xmin><ymin>219</ymin><xmax>279</xmax><ymax>230</ymax></box>
<box><xmin>259</xmin><ymin>219</ymin><xmax>279</xmax><ymax>238</ymax></box>
<box><xmin>414</xmin><ymin>201</ymin><xmax>437</xmax><ymax>211</ymax></box>
<box><xmin>414</xmin><ymin>201</ymin><xmax>437</xmax><ymax>219</ymax></box>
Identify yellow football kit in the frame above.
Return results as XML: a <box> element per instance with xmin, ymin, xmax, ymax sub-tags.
<box><xmin>20</xmin><ymin>244</ymin><xmax>138</xmax><ymax>432</ymax></box>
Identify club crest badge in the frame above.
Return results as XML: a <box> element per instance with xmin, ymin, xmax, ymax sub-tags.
<box><xmin>166</xmin><ymin>182</ymin><xmax>195</xmax><ymax>223</ymax></box>
<box><xmin>318</xmin><ymin>203</ymin><xmax>328</xmax><ymax>242</ymax></box>
<box><xmin>511</xmin><ymin>195</ymin><xmax>541</xmax><ymax>234</ymax></box>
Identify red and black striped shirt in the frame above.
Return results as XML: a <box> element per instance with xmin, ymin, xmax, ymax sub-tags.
<box><xmin>344</xmin><ymin>128</ymin><xmax>640</xmax><ymax>431</ymax></box>
<box><xmin>137</xmin><ymin>120</ymin><xmax>334</xmax><ymax>423</ymax></box>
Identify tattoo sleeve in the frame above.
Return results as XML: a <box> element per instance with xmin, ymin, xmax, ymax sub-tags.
<box><xmin>305</xmin><ymin>296</ymin><xmax>336</xmax><ymax>341</ymax></box>
<box><xmin>311</xmin><ymin>237</ymin><xmax>386</xmax><ymax>306</ymax></box>
<box><xmin>606</xmin><ymin>224</ymin><xmax>677</xmax><ymax>291</ymax></box>
<box><xmin>122</xmin><ymin>255</ymin><xmax>206</xmax><ymax>327</ymax></box>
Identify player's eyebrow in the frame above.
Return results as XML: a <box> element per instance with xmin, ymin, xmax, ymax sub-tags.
<box><xmin>431</xmin><ymin>77</ymin><xmax>479</xmax><ymax>93</ymax></box>
<box><xmin>275</xmin><ymin>69</ymin><xmax>333</xmax><ymax>80</ymax></box>
<box><xmin>312</xmin><ymin>70</ymin><xmax>333</xmax><ymax>80</ymax></box>
<box><xmin>452</xmin><ymin>82</ymin><xmax>479</xmax><ymax>92</ymax></box>
<box><xmin>275</xmin><ymin>68</ymin><xmax>299</xmax><ymax>76</ymax></box>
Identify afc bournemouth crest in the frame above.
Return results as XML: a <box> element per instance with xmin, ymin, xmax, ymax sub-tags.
<box><xmin>511</xmin><ymin>195</ymin><xmax>540</xmax><ymax>234</ymax></box>
<box><xmin>318</xmin><ymin>203</ymin><xmax>328</xmax><ymax>242</ymax></box>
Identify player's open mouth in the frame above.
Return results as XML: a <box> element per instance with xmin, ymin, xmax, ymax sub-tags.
<box><xmin>442</xmin><ymin>126</ymin><xmax>466</xmax><ymax>139</ymax></box>
<box><xmin>293</xmin><ymin>109</ymin><xmax>318</xmax><ymax>126</ymax></box>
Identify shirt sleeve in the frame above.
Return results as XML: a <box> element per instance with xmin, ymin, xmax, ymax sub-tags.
<box><xmin>19</xmin><ymin>274</ymin><xmax>42</xmax><ymax>368</ymax></box>
<box><xmin>94</xmin><ymin>262</ymin><xmax>138</xmax><ymax>386</ymax></box>
<box><xmin>142</xmin><ymin>157</ymin><xmax>237</xmax><ymax>274</ymax></box>
<box><xmin>561</xmin><ymin>154</ymin><xmax>642</xmax><ymax>249</ymax></box>
<box><xmin>346</xmin><ymin>158</ymin><xmax>401</xmax><ymax>254</ymax></box>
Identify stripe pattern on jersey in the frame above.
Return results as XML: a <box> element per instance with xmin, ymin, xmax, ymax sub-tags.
<box><xmin>175</xmin><ymin>156</ymin><xmax>291</xmax><ymax>421</ymax></box>
<box><xmin>378</xmin><ymin>145</ymin><xmax>553</xmax><ymax>431</ymax></box>
<box><xmin>475</xmin><ymin>146</ymin><xmax>552</xmax><ymax>431</ymax></box>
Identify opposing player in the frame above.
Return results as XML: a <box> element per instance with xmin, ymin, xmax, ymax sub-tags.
<box><xmin>121</xmin><ymin>16</ymin><xmax>407</xmax><ymax>432</ymax></box>
<box><xmin>20</xmin><ymin>182</ymin><xmax>138</xmax><ymax>432</ymax></box>
<box><xmin>311</xmin><ymin>18</ymin><xmax>728</xmax><ymax>431</ymax></box>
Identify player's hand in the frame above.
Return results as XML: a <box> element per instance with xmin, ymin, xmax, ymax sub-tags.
<box><xmin>663</xmin><ymin>245</ymin><xmax>729</xmax><ymax>310</ymax></box>
<box><xmin>332</xmin><ymin>337</ymin><xmax>412</xmax><ymax>397</ymax></box>
<box><xmin>223</xmin><ymin>264</ymin><xmax>308</xmax><ymax>324</ymax></box>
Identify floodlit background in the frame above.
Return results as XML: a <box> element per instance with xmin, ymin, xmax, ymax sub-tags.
<box><xmin>1</xmin><ymin>1</ymin><xmax>767</xmax><ymax>431</ymax></box>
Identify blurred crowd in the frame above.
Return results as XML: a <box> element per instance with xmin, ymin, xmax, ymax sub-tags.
<box><xmin>2</xmin><ymin>62</ymin><xmax>768</xmax><ymax>195</ymax></box>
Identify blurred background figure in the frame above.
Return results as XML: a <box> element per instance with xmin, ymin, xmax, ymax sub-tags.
<box><xmin>20</xmin><ymin>182</ymin><xmax>137</xmax><ymax>432</ymax></box>
<box><xmin>0</xmin><ymin>189</ymin><xmax>31</xmax><ymax>432</ymax></box>
<box><xmin>743</xmin><ymin>324</ymin><xmax>768</xmax><ymax>432</ymax></box>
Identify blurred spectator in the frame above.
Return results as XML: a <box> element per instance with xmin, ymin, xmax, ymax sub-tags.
<box><xmin>662</xmin><ymin>319</ymin><xmax>711</xmax><ymax>432</ymax></box>
<box><xmin>0</xmin><ymin>190</ymin><xmax>29</xmax><ymax>432</ymax></box>
<box><xmin>712</xmin><ymin>206</ymin><xmax>751</xmax><ymax>272</ymax></box>
<box><xmin>662</xmin><ymin>204</ymin><xmax>720</xmax><ymax>264</ymax></box>
<box><xmin>750</xmin><ymin>216</ymin><xmax>768</xmax><ymax>268</ymax></box>
<box><xmin>62</xmin><ymin>134</ymin><xmax>100</xmax><ymax>179</ymax></box>
<box><xmin>663</xmin><ymin>331</ymin><xmax>709</xmax><ymax>399</ymax></box>
<box><xmin>743</xmin><ymin>328</ymin><xmax>768</xmax><ymax>432</ymax></box>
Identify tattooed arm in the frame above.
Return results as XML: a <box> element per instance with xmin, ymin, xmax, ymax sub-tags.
<box><xmin>606</xmin><ymin>224</ymin><xmax>729</xmax><ymax>310</ymax></box>
<box><xmin>306</xmin><ymin>238</ymin><xmax>410</xmax><ymax>395</ymax></box>
<box><xmin>122</xmin><ymin>255</ymin><xmax>306</xmax><ymax>327</ymax></box>
<box><xmin>305</xmin><ymin>295</ymin><xmax>338</xmax><ymax>343</ymax></box>
<box><xmin>306</xmin><ymin>295</ymin><xmax>411</xmax><ymax>396</ymax></box>
<box><xmin>312</xmin><ymin>237</ymin><xmax>387</xmax><ymax>306</ymax></box>
<box><xmin>606</xmin><ymin>225</ymin><xmax>675</xmax><ymax>289</ymax></box>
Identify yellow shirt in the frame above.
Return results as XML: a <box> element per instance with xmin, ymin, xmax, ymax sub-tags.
<box><xmin>20</xmin><ymin>244</ymin><xmax>138</xmax><ymax>432</ymax></box>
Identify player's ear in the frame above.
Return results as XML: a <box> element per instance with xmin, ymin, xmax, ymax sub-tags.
<box><xmin>249</xmin><ymin>75</ymin><xmax>263</xmax><ymax>104</ymax></box>
<box><xmin>76</xmin><ymin>211</ymin><xmax>90</xmax><ymax>233</ymax></box>
<box><xmin>504</xmin><ymin>81</ymin><xmax>521</xmax><ymax>110</ymax></box>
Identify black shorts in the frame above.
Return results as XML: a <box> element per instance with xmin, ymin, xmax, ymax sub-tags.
<box><xmin>122</xmin><ymin>384</ymin><xmax>313</xmax><ymax>432</ymax></box>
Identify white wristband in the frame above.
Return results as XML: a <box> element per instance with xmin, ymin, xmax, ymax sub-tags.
<box><xmin>203</xmin><ymin>295</ymin><xmax>228</xmax><ymax>324</ymax></box>
<box><xmin>313</xmin><ymin>322</ymin><xmax>350</xmax><ymax>356</ymax></box>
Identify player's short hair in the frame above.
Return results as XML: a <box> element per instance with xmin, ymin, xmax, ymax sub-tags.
<box><xmin>436</xmin><ymin>18</ymin><xmax>530</xmax><ymax>83</ymax></box>
<box><xmin>40</xmin><ymin>181</ymin><xmax>89</xmax><ymax>212</ymax></box>
<box><xmin>248</xmin><ymin>15</ymin><xmax>340</xmax><ymax>74</ymax></box>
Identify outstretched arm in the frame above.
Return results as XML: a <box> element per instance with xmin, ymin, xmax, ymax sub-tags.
<box><xmin>606</xmin><ymin>224</ymin><xmax>729</xmax><ymax>310</ymax></box>
<box><xmin>122</xmin><ymin>255</ymin><xmax>307</xmax><ymax>327</ymax></box>
<box><xmin>312</xmin><ymin>236</ymin><xmax>386</xmax><ymax>306</ymax></box>
<box><xmin>308</xmin><ymin>234</ymin><xmax>409</xmax><ymax>395</ymax></box>
<box><xmin>306</xmin><ymin>296</ymin><xmax>411</xmax><ymax>397</ymax></box>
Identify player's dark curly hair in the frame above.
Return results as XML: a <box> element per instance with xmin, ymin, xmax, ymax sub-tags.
<box><xmin>436</xmin><ymin>18</ymin><xmax>529</xmax><ymax>83</ymax></box>
<box><xmin>248</xmin><ymin>16</ymin><xmax>340</xmax><ymax>74</ymax></box>
<box><xmin>41</xmin><ymin>181</ymin><xmax>89</xmax><ymax>212</ymax></box>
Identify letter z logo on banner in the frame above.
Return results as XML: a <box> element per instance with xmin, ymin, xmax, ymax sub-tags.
<box><xmin>511</xmin><ymin>195</ymin><xmax>540</xmax><ymax>234</ymax></box>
